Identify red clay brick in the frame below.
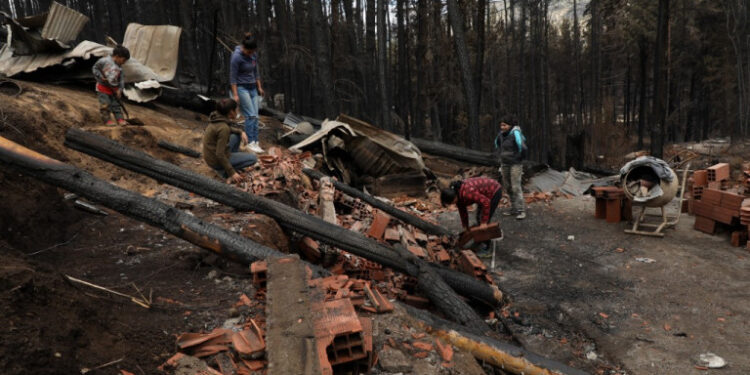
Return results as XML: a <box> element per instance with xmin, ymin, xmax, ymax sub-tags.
<box><xmin>694</xmin><ymin>215</ymin><xmax>717</xmax><ymax>234</ymax></box>
<box><xmin>605</xmin><ymin>198</ymin><xmax>622</xmax><ymax>223</ymax></box>
<box><xmin>407</xmin><ymin>245</ymin><xmax>428</xmax><ymax>258</ymax></box>
<box><xmin>367</xmin><ymin>211</ymin><xmax>391</xmax><ymax>240</ymax></box>
<box><xmin>595</xmin><ymin>198</ymin><xmax>607</xmax><ymax>219</ymax></box>
<box><xmin>692</xmin><ymin>170</ymin><xmax>708</xmax><ymax>186</ymax></box>
<box><xmin>412</xmin><ymin>341</ymin><xmax>433</xmax><ymax>351</ymax></box>
<box><xmin>435</xmin><ymin>339</ymin><xmax>454</xmax><ymax>362</ymax></box>
<box><xmin>384</xmin><ymin>228</ymin><xmax>400</xmax><ymax>242</ymax></box>
<box><xmin>470</xmin><ymin>222</ymin><xmax>502</xmax><ymax>242</ymax></box>
<box><xmin>707</xmin><ymin>163</ymin><xmax>730</xmax><ymax>182</ymax></box>
<box><xmin>250</xmin><ymin>261</ymin><xmax>268</xmax><ymax>288</ymax></box>
<box><xmin>731</xmin><ymin>231</ymin><xmax>748</xmax><ymax>247</ymax></box>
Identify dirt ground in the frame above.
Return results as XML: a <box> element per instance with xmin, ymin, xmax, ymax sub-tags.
<box><xmin>2</xmin><ymin>81</ymin><xmax>748</xmax><ymax>375</ymax></box>
<box><xmin>437</xmin><ymin>197</ymin><xmax>750</xmax><ymax>375</ymax></box>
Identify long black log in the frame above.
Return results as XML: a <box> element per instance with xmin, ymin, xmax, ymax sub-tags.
<box><xmin>64</xmin><ymin>128</ymin><xmax>503</xmax><ymax>307</ymax></box>
<box><xmin>0</xmin><ymin>136</ymin><xmax>297</xmax><ymax>269</ymax></box>
<box><xmin>390</xmin><ymin>241</ymin><xmax>488</xmax><ymax>333</ymax></box>
<box><xmin>403</xmin><ymin>304</ymin><xmax>590</xmax><ymax>375</ymax></box>
<box><xmin>412</xmin><ymin>138</ymin><xmax>497</xmax><ymax>166</ymax></box>
<box><xmin>303</xmin><ymin>168</ymin><xmax>453</xmax><ymax>236</ymax></box>
<box><xmin>157</xmin><ymin>140</ymin><xmax>201</xmax><ymax>158</ymax></box>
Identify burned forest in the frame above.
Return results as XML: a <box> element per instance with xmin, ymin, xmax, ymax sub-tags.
<box><xmin>1</xmin><ymin>1</ymin><xmax>750</xmax><ymax>375</ymax></box>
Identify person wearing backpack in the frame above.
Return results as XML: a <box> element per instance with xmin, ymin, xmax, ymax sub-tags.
<box><xmin>494</xmin><ymin>116</ymin><xmax>527</xmax><ymax>219</ymax></box>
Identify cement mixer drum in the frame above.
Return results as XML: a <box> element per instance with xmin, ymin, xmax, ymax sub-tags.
<box><xmin>620</xmin><ymin>156</ymin><xmax>679</xmax><ymax>207</ymax></box>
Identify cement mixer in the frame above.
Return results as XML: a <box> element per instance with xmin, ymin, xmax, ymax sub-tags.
<box><xmin>620</xmin><ymin>156</ymin><xmax>689</xmax><ymax>237</ymax></box>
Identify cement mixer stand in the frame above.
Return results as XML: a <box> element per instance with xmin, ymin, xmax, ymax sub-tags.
<box><xmin>625</xmin><ymin>165</ymin><xmax>690</xmax><ymax>237</ymax></box>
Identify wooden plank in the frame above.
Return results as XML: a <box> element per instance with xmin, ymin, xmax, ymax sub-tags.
<box><xmin>266</xmin><ymin>256</ymin><xmax>322</xmax><ymax>375</ymax></box>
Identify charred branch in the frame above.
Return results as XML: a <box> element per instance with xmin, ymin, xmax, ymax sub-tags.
<box><xmin>303</xmin><ymin>168</ymin><xmax>452</xmax><ymax>236</ymax></box>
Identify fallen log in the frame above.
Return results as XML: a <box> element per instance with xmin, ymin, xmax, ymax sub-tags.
<box><xmin>412</xmin><ymin>138</ymin><xmax>497</xmax><ymax>166</ymax></box>
<box><xmin>64</xmin><ymin>128</ymin><xmax>503</xmax><ymax>308</ymax></box>
<box><xmin>157</xmin><ymin>140</ymin><xmax>201</xmax><ymax>158</ymax></box>
<box><xmin>303</xmin><ymin>168</ymin><xmax>453</xmax><ymax>236</ymax></box>
<box><xmin>403</xmin><ymin>304</ymin><xmax>590</xmax><ymax>375</ymax></box>
<box><xmin>0</xmin><ymin>135</ymin><xmax>299</xmax><ymax>270</ymax></box>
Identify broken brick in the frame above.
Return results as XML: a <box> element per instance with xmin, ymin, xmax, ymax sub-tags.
<box><xmin>435</xmin><ymin>339</ymin><xmax>454</xmax><ymax>362</ymax></box>
<box><xmin>412</xmin><ymin>341</ymin><xmax>433</xmax><ymax>351</ymax></box>
<box><xmin>367</xmin><ymin>211</ymin><xmax>391</xmax><ymax>240</ymax></box>
<box><xmin>298</xmin><ymin>237</ymin><xmax>321</xmax><ymax>262</ymax></box>
<box><xmin>412</xmin><ymin>351</ymin><xmax>429</xmax><ymax>358</ymax></box>
<box><xmin>384</xmin><ymin>227</ymin><xmax>400</xmax><ymax>242</ymax></box>
<box><xmin>407</xmin><ymin>245</ymin><xmax>428</xmax><ymax>258</ymax></box>
<box><xmin>231</xmin><ymin>320</ymin><xmax>265</xmax><ymax>357</ymax></box>
<box><xmin>250</xmin><ymin>260</ymin><xmax>268</xmax><ymax>289</ymax></box>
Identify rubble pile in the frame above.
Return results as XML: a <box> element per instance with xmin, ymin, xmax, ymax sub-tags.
<box><xmin>687</xmin><ymin>162</ymin><xmax>750</xmax><ymax>247</ymax></box>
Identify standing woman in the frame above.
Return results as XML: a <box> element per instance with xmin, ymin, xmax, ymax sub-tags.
<box><xmin>230</xmin><ymin>33</ymin><xmax>265</xmax><ymax>153</ymax></box>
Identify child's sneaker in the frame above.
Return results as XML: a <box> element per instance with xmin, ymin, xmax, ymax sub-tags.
<box><xmin>117</xmin><ymin>119</ymin><xmax>128</xmax><ymax>126</ymax></box>
<box><xmin>105</xmin><ymin>120</ymin><xmax>116</xmax><ymax>126</ymax></box>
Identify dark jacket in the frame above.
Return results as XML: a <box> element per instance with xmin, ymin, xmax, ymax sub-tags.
<box><xmin>457</xmin><ymin>177</ymin><xmax>502</xmax><ymax>228</ymax></box>
<box><xmin>203</xmin><ymin>112</ymin><xmax>243</xmax><ymax>176</ymax></box>
<box><xmin>494</xmin><ymin>126</ymin><xmax>525</xmax><ymax>164</ymax></box>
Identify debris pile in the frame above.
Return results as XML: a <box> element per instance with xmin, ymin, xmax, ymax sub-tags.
<box><xmin>687</xmin><ymin>163</ymin><xmax>750</xmax><ymax>247</ymax></box>
<box><xmin>0</xmin><ymin>2</ymin><xmax>181</xmax><ymax>102</ymax></box>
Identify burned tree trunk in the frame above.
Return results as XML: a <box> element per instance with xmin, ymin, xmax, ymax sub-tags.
<box><xmin>157</xmin><ymin>140</ymin><xmax>201</xmax><ymax>158</ymax></box>
<box><xmin>412</xmin><ymin>138</ymin><xmax>498</xmax><ymax>166</ymax></box>
<box><xmin>0</xmin><ymin>136</ymin><xmax>292</xmax><ymax>269</ymax></box>
<box><xmin>302</xmin><ymin>168</ymin><xmax>452</xmax><ymax>236</ymax></box>
<box><xmin>64</xmin><ymin>129</ymin><xmax>503</xmax><ymax>307</ymax></box>
<box><xmin>447</xmin><ymin>0</ymin><xmax>480</xmax><ymax>149</ymax></box>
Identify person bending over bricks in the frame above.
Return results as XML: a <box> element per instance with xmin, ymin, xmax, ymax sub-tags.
<box><xmin>202</xmin><ymin>98</ymin><xmax>258</xmax><ymax>184</ymax></box>
<box><xmin>441</xmin><ymin>177</ymin><xmax>503</xmax><ymax>257</ymax></box>
<box><xmin>92</xmin><ymin>45</ymin><xmax>129</xmax><ymax>126</ymax></box>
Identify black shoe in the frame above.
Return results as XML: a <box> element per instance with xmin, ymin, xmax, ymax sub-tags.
<box><xmin>475</xmin><ymin>248</ymin><xmax>493</xmax><ymax>258</ymax></box>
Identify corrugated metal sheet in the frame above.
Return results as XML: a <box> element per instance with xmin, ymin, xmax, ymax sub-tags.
<box><xmin>0</xmin><ymin>40</ymin><xmax>109</xmax><ymax>77</ymax></box>
<box><xmin>122</xmin><ymin>23</ymin><xmax>182</xmax><ymax>82</ymax></box>
<box><xmin>40</xmin><ymin>2</ymin><xmax>89</xmax><ymax>44</ymax></box>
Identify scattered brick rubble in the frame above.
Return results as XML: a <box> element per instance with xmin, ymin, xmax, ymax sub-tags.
<box><xmin>687</xmin><ymin>162</ymin><xmax>750</xmax><ymax>247</ymax></box>
<box><xmin>157</xmin><ymin>143</ymin><xmax>563</xmax><ymax>374</ymax></box>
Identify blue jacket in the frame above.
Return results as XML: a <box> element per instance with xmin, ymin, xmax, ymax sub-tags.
<box><xmin>229</xmin><ymin>46</ymin><xmax>260</xmax><ymax>85</ymax></box>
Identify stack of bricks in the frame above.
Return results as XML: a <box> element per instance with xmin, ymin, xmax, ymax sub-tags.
<box><xmin>690</xmin><ymin>163</ymin><xmax>750</xmax><ymax>247</ymax></box>
<box><xmin>592</xmin><ymin>186</ymin><xmax>632</xmax><ymax>223</ymax></box>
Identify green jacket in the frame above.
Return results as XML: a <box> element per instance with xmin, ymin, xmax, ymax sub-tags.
<box><xmin>202</xmin><ymin>112</ymin><xmax>243</xmax><ymax>176</ymax></box>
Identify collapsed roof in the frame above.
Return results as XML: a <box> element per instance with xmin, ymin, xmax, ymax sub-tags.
<box><xmin>0</xmin><ymin>2</ymin><xmax>181</xmax><ymax>102</ymax></box>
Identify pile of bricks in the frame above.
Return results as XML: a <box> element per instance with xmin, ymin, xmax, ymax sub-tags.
<box><xmin>689</xmin><ymin>163</ymin><xmax>750</xmax><ymax>247</ymax></box>
<box><xmin>592</xmin><ymin>186</ymin><xmax>632</xmax><ymax>223</ymax></box>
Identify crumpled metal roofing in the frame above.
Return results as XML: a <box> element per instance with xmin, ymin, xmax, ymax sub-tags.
<box><xmin>41</xmin><ymin>1</ymin><xmax>90</xmax><ymax>44</ymax></box>
<box><xmin>122</xmin><ymin>23</ymin><xmax>182</xmax><ymax>82</ymax></box>
<box><xmin>0</xmin><ymin>40</ymin><xmax>109</xmax><ymax>77</ymax></box>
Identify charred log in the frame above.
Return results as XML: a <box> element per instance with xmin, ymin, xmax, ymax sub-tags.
<box><xmin>157</xmin><ymin>140</ymin><xmax>201</xmax><ymax>158</ymax></box>
<box><xmin>412</xmin><ymin>138</ymin><xmax>497</xmax><ymax>166</ymax></box>
<box><xmin>0</xmin><ymin>136</ymin><xmax>308</xmax><ymax>271</ymax></box>
<box><xmin>64</xmin><ymin>128</ymin><xmax>503</xmax><ymax>307</ymax></box>
<box><xmin>303</xmin><ymin>168</ymin><xmax>452</xmax><ymax>236</ymax></box>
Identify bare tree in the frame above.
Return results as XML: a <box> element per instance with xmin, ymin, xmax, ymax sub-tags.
<box><xmin>446</xmin><ymin>0</ymin><xmax>480</xmax><ymax>148</ymax></box>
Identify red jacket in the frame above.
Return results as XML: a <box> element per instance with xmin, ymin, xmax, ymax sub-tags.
<box><xmin>457</xmin><ymin>177</ymin><xmax>502</xmax><ymax>228</ymax></box>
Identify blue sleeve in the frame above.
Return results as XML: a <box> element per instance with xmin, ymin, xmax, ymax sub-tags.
<box><xmin>513</xmin><ymin>130</ymin><xmax>523</xmax><ymax>153</ymax></box>
<box><xmin>229</xmin><ymin>54</ymin><xmax>239</xmax><ymax>85</ymax></box>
